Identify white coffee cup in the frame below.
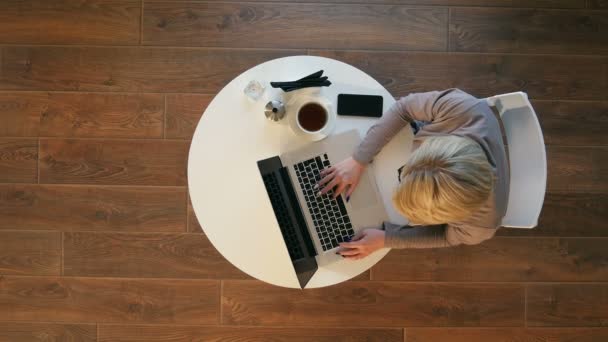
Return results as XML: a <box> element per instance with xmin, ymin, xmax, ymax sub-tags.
<box><xmin>287</xmin><ymin>94</ymin><xmax>335</xmax><ymax>141</ymax></box>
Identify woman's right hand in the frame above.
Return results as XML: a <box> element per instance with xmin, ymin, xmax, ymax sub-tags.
<box><xmin>316</xmin><ymin>157</ymin><xmax>366</xmax><ymax>201</ymax></box>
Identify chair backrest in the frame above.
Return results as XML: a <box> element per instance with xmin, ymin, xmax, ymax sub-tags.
<box><xmin>486</xmin><ymin>92</ymin><xmax>547</xmax><ymax>228</ymax></box>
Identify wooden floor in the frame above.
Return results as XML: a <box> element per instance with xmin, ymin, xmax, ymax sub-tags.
<box><xmin>0</xmin><ymin>1</ymin><xmax>607</xmax><ymax>341</ymax></box>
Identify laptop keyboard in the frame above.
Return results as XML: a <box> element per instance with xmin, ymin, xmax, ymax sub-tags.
<box><xmin>294</xmin><ymin>154</ymin><xmax>355</xmax><ymax>251</ymax></box>
<box><xmin>262</xmin><ymin>173</ymin><xmax>304</xmax><ymax>260</ymax></box>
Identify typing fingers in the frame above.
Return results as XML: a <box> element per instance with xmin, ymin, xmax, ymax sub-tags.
<box><xmin>319</xmin><ymin>178</ymin><xmax>339</xmax><ymax>195</ymax></box>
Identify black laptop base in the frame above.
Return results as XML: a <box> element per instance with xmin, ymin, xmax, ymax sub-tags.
<box><xmin>258</xmin><ymin>156</ymin><xmax>318</xmax><ymax>289</ymax></box>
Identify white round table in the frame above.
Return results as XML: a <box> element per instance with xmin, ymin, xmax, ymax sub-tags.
<box><xmin>188</xmin><ymin>56</ymin><xmax>413</xmax><ymax>288</ymax></box>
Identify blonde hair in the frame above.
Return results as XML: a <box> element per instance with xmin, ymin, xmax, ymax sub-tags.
<box><xmin>393</xmin><ymin>135</ymin><xmax>493</xmax><ymax>225</ymax></box>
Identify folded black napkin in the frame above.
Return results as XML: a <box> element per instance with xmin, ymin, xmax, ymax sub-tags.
<box><xmin>270</xmin><ymin>70</ymin><xmax>332</xmax><ymax>92</ymax></box>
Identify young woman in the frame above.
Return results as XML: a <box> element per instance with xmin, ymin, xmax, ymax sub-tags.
<box><xmin>317</xmin><ymin>89</ymin><xmax>509</xmax><ymax>260</ymax></box>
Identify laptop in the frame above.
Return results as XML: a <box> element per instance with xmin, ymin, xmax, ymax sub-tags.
<box><xmin>257</xmin><ymin>130</ymin><xmax>388</xmax><ymax>288</ymax></box>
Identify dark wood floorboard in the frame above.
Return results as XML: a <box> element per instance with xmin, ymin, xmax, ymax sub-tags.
<box><xmin>63</xmin><ymin>232</ymin><xmax>249</xmax><ymax>279</ymax></box>
<box><xmin>532</xmin><ymin>100</ymin><xmax>608</xmax><ymax>146</ymax></box>
<box><xmin>0</xmin><ymin>0</ymin><xmax>140</xmax><ymax>45</ymax></box>
<box><xmin>143</xmin><ymin>0</ymin><xmax>585</xmax><ymax>8</ymax></box>
<box><xmin>39</xmin><ymin>139</ymin><xmax>189</xmax><ymax>186</ymax></box>
<box><xmin>0</xmin><ymin>138</ymin><xmax>38</xmax><ymax>183</ymax></box>
<box><xmin>222</xmin><ymin>280</ymin><xmax>524</xmax><ymax>327</ymax></box>
<box><xmin>527</xmin><ymin>284</ymin><xmax>608</xmax><ymax>327</ymax></box>
<box><xmin>98</xmin><ymin>325</ymin><xmax>403</xmax><ymax>342</ymax></box>
<box><xmin>547</xmin><ymin>146</ymin><xmax>607</xmax><ymax>192</ymax></box>
<box><xmin>311</xmin><ymin>50</ymin><xmax>607</xmax><ymax>100</ymax></box>
<box><xmin>0</xmin><ymin>276</ymin><xmax>219</xmax><ymax>324</ymax></box>
<box><xmin>0</xmin><ymin>322</ymin><xmax>96</xmax><ymax>342</ymax></box>
<box><xmin>0</xmin><ymin>0</ymin><xmax>607</xmax><ymax>339</ymax></box>
<box><xmin>0</xmin><ymin>92</ymin><xmax>164</xmax><ymax>138</ymax></box>
<box><xmin>0</xmin><ymin>231</ymin><xmax>61</xmax><ymax>276</ymax></box>
<box><xmin>0</xmin><ymin>47</ymin><xmax>305</xmax><ymax>93</ymax></box>
<box><xmin>165</xmin><ymin>94</ymin><xmax>212</xmax><ymax>140</ymax></box>
<box><xmin>589</xmin><ymin>0</ymin><xmax>608</xmax><ymax>9</ymax></box>
<box><xmin>0</xmin><ymin>184</ymin><xmax>186</xmax><ymax>232</ymax></box>
<box><xmin>143</xmin><ymin>3</ymin><xmax>447</xmax><ymax>51</ymax></box>
<box><xmin>371</xmin><ymin>237</ymin><xmax>608</xmax><ymax>281</ymax></box>
<box><xmin>406</xmin><ymin>328</ymin><xmax>608</xmax><ymax>342</ymax></box>
<box><xmin>450</xmin><ymin>8</ymin><xmax>608</xmax><ymax>54</ymax></box>
<box><xmin>497</xmin><ymin>192</ymin><xmax>608</xmax><ymax>237</ymax></box>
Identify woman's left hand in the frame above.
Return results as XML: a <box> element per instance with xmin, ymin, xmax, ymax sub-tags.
<box><xmin>337</xmin><ymin>228</ymin><xmax>385</xmax><ymax>260</ymax></box>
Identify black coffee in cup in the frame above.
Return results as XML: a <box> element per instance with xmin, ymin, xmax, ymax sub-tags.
<box><xmin>297</xmin><ymin>103</ymin><xmax>327</xmax><ymax>132</ymax></box>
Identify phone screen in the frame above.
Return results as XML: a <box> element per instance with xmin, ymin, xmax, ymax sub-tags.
<box><xmin>337</xmin><ymin>94</ymin><xmax>383</xmax><ymax>118</ymax></box>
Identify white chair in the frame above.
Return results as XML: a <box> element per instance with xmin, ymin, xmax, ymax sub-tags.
<box><xmin>486</xmin><ymin>92</ymin><xmax>547</xmax><ymax>228</ymax></box>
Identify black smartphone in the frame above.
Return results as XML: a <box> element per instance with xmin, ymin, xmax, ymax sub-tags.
<box><xmin>337</xmin><ymin>94</ymin><xmax>383</xmax><ymax>118</ymax></box>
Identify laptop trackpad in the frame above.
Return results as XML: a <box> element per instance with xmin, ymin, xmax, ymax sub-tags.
<box><xmin>350</xmin><ymin>174</ymin><xmax>377</xmax><ymax>210</ymax></box>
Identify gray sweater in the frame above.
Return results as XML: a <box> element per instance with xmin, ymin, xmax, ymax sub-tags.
<box><xmin>353</xmin><ymin>89</ymin><xmax>509</xmax><ymax>248</ymax></box>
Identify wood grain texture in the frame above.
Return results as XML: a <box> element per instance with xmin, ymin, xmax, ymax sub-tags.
<box><xmin>450</xmin><ymin>8</ymin><xmax>608</xmax><ymax>54</ymax></box>
<box><xmin>99</xmin><ymin>325</ymin><xmax>402</xmax><ymax>342</ymax></box>
<box><xmin>406</xmin><ymin>328</ymin><xmax>608</xmax><ymax>342</ymax></box>
<box><xmin>166</xmin><ymin>94</ymin><xmax>212</xmax><ymax>139</ymax></box>
<box><xmin>144</xmin><ymin>3</ymin><xmax>447</xmax><ymax>51</ymax></box>
<box><xmin>0</xmin><ymin>138</ymin><xmax>37</xmax><ymax>183</ymax></box>
<box><xmin>547</xmin><ymin>146</ymin><xmax>607</xmax><ymax>192</ymax></box>
<box><xmin>0</xmin><ymin>276</ymin><xmax>219</xmax><ymax>324</ymax></box>
<box><xmin>222</xmin><ymin>280</ymin><xmax>524</xmax><ymax>327</ymax></box>
<box><xmin>0</xmin><ymin>231</ymin><xmax>60</xmax><ymax>276</ymax></box>
<box><xmin>0</xmin><ymin>92</ymin><xmax>163</xmax><ymax>138</ymax></box>
<box><xmin>0</xmin><ymin>0</ymin><xmax>140</xmax><ymax>45</ymax></box>
<box><xmin>144</xmin><ymin>0</ymin><xmax>585</xmax><ymax>8</ymax></box>
<box><xmin>64</xmin><ymin>232</ymin><xmax>248</xmax><ymax>279</ymax></box>
<box><xmin>527</xmin><ymin>284</ymin><xmax>608</xmax><ymax>327</ymax></box>
<box><xmin>312</xmin><ymin>50</ymin><xmax>607</xmax><ymax>100</ymax></box>
<box><xmin>498</xmin><ymin>192</ymin><xmax>608</xmax><ymax>237</ymax></box>
<box><xmin>589</xmin><ymin>0</ymin><xmax>608</xmax><ymax>9</ymax></box>
<box><xmin>0</xmin><ymin>46</ymin><xmax>303</xmax><ymax>93</ymax></box>
<box><xmin>39</xmin><ymin>139</ymin><xmax>189</xmax><ymax>185</ymax></box>
<box><xmin>371</xmin><ymin>237</ymin><xmax>608</xmax><ymax>282</ymax></box>
<box><xmin>0</xmin><ymin>322</ymin><xmax>96</xmax><ymax>342</ymax></box>
<box><xmin>0</xmin><ymin>184</ymin><xmax>186</xmax><ymax>232</ymax></box>
<box><xmin>188</xmin><ymin>198</ymin><xmax>202</xmax><ymax>233</ymax></box>
<box><xmin>531</xmin><ymin>101</ymin><xmax>608</xmax><ymax>146</ymax></box>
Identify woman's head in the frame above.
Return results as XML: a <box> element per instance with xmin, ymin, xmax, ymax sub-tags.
<box><xmin>393</xmin><ymin>135</ymin><xmax>493</xmax><ymax>225</ymax></box>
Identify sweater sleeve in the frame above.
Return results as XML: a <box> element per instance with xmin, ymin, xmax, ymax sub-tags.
<box><xmin>382</xmin><ymin>221</ymin><xmax>496</xmax><ymax>249</ymax></box>
<box><xmin>352</xmin><ymin>89</ymin><xmax>464</xmax><ymax>164</ymax></box>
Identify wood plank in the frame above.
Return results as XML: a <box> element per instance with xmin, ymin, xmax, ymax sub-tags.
<box><xmin>0</xmin><ymin>231</ymin><xmax>60</xmax><ymax>276</ymax></box>
<box><xmin>64</xmin><ymin>232</ymin><xmax>248</xmax><ymax>279</ymax></box>
<box><xmin>144</xmin><ymin>0</ymin><xmax>584</xmax><ymax>9</ymax></box>
<box><xmin>406</xmin><ymin>328</ymin><xmax>608</xmax><ymax>342</ymax></box>
<box><xmin>188</xmin><ymin>198</ymin><xmax>202</xmax><ymax>233</ymax></box>
<box><xmin>0</xmin><ymin>92</ymin><xmax>164</xmax><ymax>138</ymax></box>
<box><xmin>166</xmin><ymin>94</ymin><xmax>212</xmax><ymax>140</ymax></box>
<box><xmin>498</xmin><ymin>192</ymin><xmax>608</xmax><ymax>237</ymax></box>
<box><xmin>371</xmin><ymin>237</ymin><xmax>608</xmax><ymax>282</ymax></box>
<box><xmin>0</xmin><ymin>276</ymin><xmax>219</xmax><ymax>324</ymax></box>
<box><xmin>144</xmin><ymin>3</ymin><xmax>447</xmax><ymax>51</ymax></box>
<box><xmin>99</xmin><ymin>325</ymin><xmax>402</xmax><ymax>342</ymax></box>
<box><xmin>0</xmin><ymin>138</ymin><xmax>37</xmax><ymax>183</ymax></box>
<box><xmin>222</xmin><ymin>280</ymin><xmax>524</xmax><ymax>327</ymax></box>
<box><xmin>450</xmin><ymin>8</ymin><xmax>608</xmax><ymax>54</ymax></box>
<box><xmin>589</xmin><ymin>1</ymin><xmax>608</xmax><ymax>9</ymax></box>
<box><xmin>0</xmin><ymin>322</ymin><xmax>96</xmax><ymax>342</ymax></box>
<box><xmin>0</xmin><ymin>0</ymin><xmax>140</xmax><ymax>45</ymax></box>
<box><xmin>0</xmin><ymin>47</ymin><xmax>303</xmax><ymax>93</ymax></box>
<box><xmin>39</xmin><ymin>139</ymin><xmax>189</xmax><ymax>185</ymax></box>
<box><xmin>0</xmin><ymin>184</ymin><xmax>186</xmax><ymax>232</ymax></box>
<box><xmin>312</xmin><ymin>50</ymin><xmax>607</xmax><ymax>100</ymax></box>
<box><xmin>527</xmin><ymin>284</ymin><xmax>608</xmax><ymax>327</ymax></box>
<box><xmin>547</xmin><ymin>146</ymin><xmax>607</xmax><ymax>192</ymax></box>
<box><xmin>531</xmin><ymin>101</ymin><xmax>608</xmax><ymax>146</ymax></box>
